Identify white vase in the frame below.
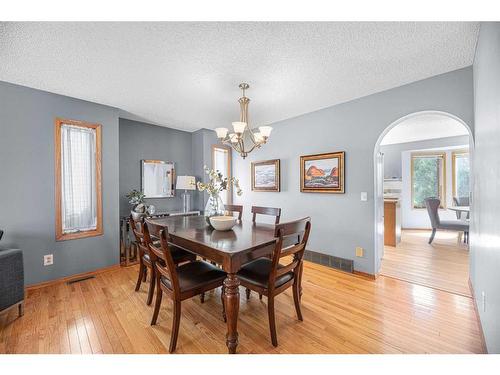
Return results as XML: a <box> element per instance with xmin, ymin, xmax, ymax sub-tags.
<box><xmin>204</xmin><ymin>194</ymin><xmax>225</xmax><ymax>224</ymax></box>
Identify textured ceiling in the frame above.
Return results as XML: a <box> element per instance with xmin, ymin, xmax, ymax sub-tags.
<box><xmin>0</xmin><ymin>22</ymin><xmax>479</xmax><ymax>131</ymax></box>
<box><xmin>380</xmin><ymin>114</ymin><xmax>469</xmax><ymax>145</ymax></box>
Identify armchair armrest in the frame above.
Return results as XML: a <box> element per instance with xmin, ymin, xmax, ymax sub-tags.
<box><xmin>0</xmin><ymin>248</ymin><xmax>25</xmax><ymax>312</ymax></box>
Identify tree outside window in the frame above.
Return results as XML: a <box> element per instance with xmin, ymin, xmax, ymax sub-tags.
<box><xmin>411</xmin><ymin>153</ymin><xmax>446</xmax><ymax>209</ymax></box>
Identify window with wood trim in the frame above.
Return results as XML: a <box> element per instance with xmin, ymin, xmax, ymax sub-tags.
<box><xmin>212</xmin><ymin>145</ymin><xmax>232</xmax><ymax>205</ymax></box>
<box><xmin>452</xmin><ymin>150</ymin><xmax>470</xmax><ymax>200</ymax></box>
<box><xmin>411</xmin><ymin>152</ymin><xmax>446</xmax><ymax>209</ymax></box>
<box><xmin>55</xmin><ymin>118</ymin><xmax>103</xmax><ymax>241</ymax></box>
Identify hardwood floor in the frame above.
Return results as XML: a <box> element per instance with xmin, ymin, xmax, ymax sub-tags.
<box><xmin>0</xmin><ymin>260</ymin><xmax>484</xmax><ymax>354</ymax></box>
<box><xmin>380</xmin><ymin>229</ymin><xmax>470</xmax><ymax>297</ymax></box>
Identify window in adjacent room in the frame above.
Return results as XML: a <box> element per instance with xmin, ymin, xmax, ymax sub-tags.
<box><xmin>212</xmin><ymin>145</ymin><xmax>232</xmax><ymax>205</ymax></box>
<box><xmin>411</xmin><ymin>152</ymin><xmax>446</xmax><ymax>209</ymax></box>
<box><xmin>452</xmin><ymin>150</ymin><xmax>470</xmax><ymax>201</ymax></box>
<box><xmin>55</xmin><ymin>118</ymin><xmax>102</xmax><ymax>241</ymax></box>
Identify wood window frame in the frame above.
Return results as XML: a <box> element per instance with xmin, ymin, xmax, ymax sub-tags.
<box><xmin>451</xmin><ymin>149</ymin><xmax>469</xmax><ymax>200</ymax></box>
<box><xmin>410</xmin><ymin>151</ymin><xmax>446</xmax><ymax>210</ymax></box>
<box><xmin>55</xmin><ymin>118</ymin><xmax>103</xmax><ymax>241</ymax></box>
<box><xmin>211</xmin><ymin>145</ymin><xmax>232</xmax><ymax>205</ymax></box>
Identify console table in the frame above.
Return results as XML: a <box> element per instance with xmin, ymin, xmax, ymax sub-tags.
<box><xmin>120</xmin><ymin>210</ymin><xmax>201</xmax><ymax>266</ymax></box>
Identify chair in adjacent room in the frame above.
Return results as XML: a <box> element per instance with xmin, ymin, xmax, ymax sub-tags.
<box><xmin>237</xmin><ymin>217</ymin><xmax>311</xmax><ymax>347</ymax></box>
<box><xmin>425</xmin><ymin>198</ymin><xmax>469</xmax><ymax>244</ymax></box>
<box><xmin>147</xmin><ymin>224</ymin><xmax>227</xmax><ymax>353</ymax></box>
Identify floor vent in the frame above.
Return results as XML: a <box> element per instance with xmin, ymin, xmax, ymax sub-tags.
<box><xmin>67</xmin><ymin>275</ymin><xmax>95</xmax><ymax>285</ymax></box>
<box><xmin>303</xmin><ymin>250</ymin><xmax>354</xmax><ymax>273</ymax></box>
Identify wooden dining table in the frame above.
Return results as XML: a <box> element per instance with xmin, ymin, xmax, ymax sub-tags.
<box><xmin>145</xmin><ymin>215</ymin><xmax>279</xmax><ymax>354</ymax></box>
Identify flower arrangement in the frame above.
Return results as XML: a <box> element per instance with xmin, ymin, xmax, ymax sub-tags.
<box><xmin>125</xmin><ymin>189</ymin><xmax>146</xmax><ymax>213</ymax></box>
<box><xmin>197</xmin><ymin>166</ymin><xmax>242</xmax><ymax>197</ymax></box>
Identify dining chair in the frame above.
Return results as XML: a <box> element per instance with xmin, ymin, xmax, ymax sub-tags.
<box><xmin>237</xmin><ymin>217</ymin><xmax>311</xmax><ymax>347</ymax></box>
<box><xmin>224</xmin><ymin>204</ymin><xmax>243</xmax><ymax>220</ymax></box>
<box><xmin>147</xmin><ymin>223</ymin><xmax>227</xmax><ymax>353</ymax></box>
<box><xmin>424</xmin><ymin>198</ymin><xmax>469</xmax><ymax>244</ymax></box>
<box><xmin>453</xmin><ymin>196</ymin><xmax>470</xmax><ymax>219</ymax></box>
<box><xmin>251</xmin><ymin>205</ymin><xmax>281</xmax><ymax>224</ymax></box>
<box><xmin>129</xmin><ymin>215</ymin><xmax>196</xmax><ymax>305</ymax></box>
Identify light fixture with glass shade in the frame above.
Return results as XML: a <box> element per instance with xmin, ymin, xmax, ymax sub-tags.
<box><xmin>214</xmin><ymin>83</ymin><xmax>272</xmax><ymax>158</ymax></box>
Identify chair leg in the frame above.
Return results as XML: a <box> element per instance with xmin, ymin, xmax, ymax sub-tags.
<box><xmin>200</xmin><ymin>293</ymin><xmax>205</xmax><ymax>303</ymax></box>
<box><xmin>259</xmin><ymin>293</ymin><xmax>263</xmax><ymax>300</ymax></box>
<box><xmin>135</xmin><ymin>264</ymin><xmax>145</xmax><ymax>291</ymax></box>
<box><xmin>428</xmin><ymin>228</ymin><xmax>436</xmax><ymax>244</ymax></box>
<box><xmin>245</xmin><ymin>288</ymin><xmax>251</xmax><ymax>300</ymax></box>
<box><xmin>221</xmin><ymin>286</ymin><xmax>227</xmax><ymax>322</ymax></box>
<box><xmin>293</xmin><ymin>281</ymin><xmax>303</xmax><ymax>321</ymax></box>
<box><xmin>142</xmin><ymin>268</ymin><xmax>148</xmax><ymax>282</ymax></box>
<box><xmin>169</xmin><ymin>300</ymin><xmax>182</xmax><ymax>353</ymax></box>
<box><xmin>150</xmin><ymin>284</ymin><xmax>163</xmax><ymax>325</ymax></box>
<box><xmin>18</xmin><ymin>301</ymin><xmax>24</xmax><ymax>317</ymax></box>
<box><xmin>146</xmin><ymin>268</ymin><xmax>156</xmax><ymax>306</ymax></box>
<box><xmin>267</xmin><ymin>295</ymin><xmax>278</xmax><ymax>347</ymax></box>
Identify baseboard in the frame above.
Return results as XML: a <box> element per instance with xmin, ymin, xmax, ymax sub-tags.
<box><xmin>353</xmin><ymin>270</ymin><xmax>378</xmax><ymax>280</ymax></box>
<box><xmin>468</xmin><ymin>278</ymin><xmax>488</xmax><ymax>353</ymax></box>
<box><xmin>26</xmin><ymin>264</ymin><xmax>121</xmax><ymax>291</ymax></box>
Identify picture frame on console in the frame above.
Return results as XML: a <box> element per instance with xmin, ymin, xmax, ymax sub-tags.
<box><xmin>300</xmin><ymin>151</ymin><xmax>345</xmax><ymax>193</ymax></box>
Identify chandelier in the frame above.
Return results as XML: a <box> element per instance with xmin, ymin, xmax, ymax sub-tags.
<box><xmin>214</xmin><ymin>83</ymin><xmax>272</xmax><ymax>159</ymax></box>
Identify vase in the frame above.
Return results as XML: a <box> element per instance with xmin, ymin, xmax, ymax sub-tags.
<box><xmin>204</xmin><ymin>194</ymin><xmax>225</xmax><ymax>224</ymax></box>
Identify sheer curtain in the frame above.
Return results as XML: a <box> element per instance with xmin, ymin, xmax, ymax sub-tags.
<box><xmin>61</xmin><ymin>124</ymin><xmax>97</xmax><ymax>233</ymax></box>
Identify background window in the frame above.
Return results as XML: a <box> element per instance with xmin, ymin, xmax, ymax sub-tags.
<box><xmin>212</xmin><ymin>145</ymin><xmax>232</xmax><ymax>205</ymax></box>
<box><xmin>411</xmin><ymin>153</ymin><xmax>446</xmax><ymax>209</ymax></box>
<box><xmin>452</xmin><ymin>151</ymin><xmax>470</xmax><ymax>200</ymax></box>
<box><xmin>55</xmin><ymin>118</ymin><xmax>102</xmax><ymax>241</ymax></box>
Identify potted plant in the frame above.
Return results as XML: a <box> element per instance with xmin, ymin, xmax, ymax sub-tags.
<box><xmin>126</xmin><ymin>189</ymin><xmax>147</xmax><ymax>221</ymax></box>
<box><xmin>197</xmin><ymin>166</ymin><xmax>242</xmax><ymax>225</ymax></box>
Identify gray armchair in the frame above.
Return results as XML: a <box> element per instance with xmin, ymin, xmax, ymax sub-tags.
<box><xmin>0</xmin><ymin>232</ymin><xmax>25</xmax><ymax>317</ymax></box>
<box><xmin>425</xmin><ymin>198</ymin><xmax>469</xmax><ymax>244</ymax></box>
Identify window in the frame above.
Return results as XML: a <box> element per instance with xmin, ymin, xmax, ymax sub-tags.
<box><xmin>452</xmin><ymin>150</ymin><xmax>470</xmax><ymax>200</ymax></box>
<box><xmin>411</xmin><ymin>152</ymin><xmax>446</xmax><ymax>209</ymax></box>
<box><xmin>55</xmin><ymin>118</ymin><xmax>102</xmax><ymax>241</ymax></box>
<box><xmin>212</xmin><ymin>145</ymin><xmax>232</xmax><ymax>205</ymax></box>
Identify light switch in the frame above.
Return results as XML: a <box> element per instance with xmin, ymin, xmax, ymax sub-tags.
<box><xmin>360</xmin><ymin>192</ymin><xmax>368</xmax><ymax>201</ymax></box>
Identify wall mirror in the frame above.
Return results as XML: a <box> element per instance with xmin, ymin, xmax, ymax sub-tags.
<box><xmin>141</xmin><ymin>160</ymin><xmax>175</xmax><ymax>198</ymax></box>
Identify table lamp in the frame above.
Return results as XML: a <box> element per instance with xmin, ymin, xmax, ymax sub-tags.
<box><xmin>176</xmin><ymin>176</ymin><xmax>196</xmax><ymax>213</ymax></box>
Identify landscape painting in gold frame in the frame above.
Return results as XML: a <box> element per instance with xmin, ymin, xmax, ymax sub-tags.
<box><xmin>300</xmin><ymin>151</ymin><xmax>345</xmax><ymax>193</ymax></box>
<box><xmin>251</xmin><ymin>159</ymin><xmax>280</xmax><ymax>192</ymax></box>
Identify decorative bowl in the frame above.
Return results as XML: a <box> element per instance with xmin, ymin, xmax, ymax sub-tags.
<box><xmin>209</xmin><ymin>216</ymin><xmax>237</xmax><ymax>231</ymax></box>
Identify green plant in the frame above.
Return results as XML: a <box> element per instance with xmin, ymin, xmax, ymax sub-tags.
<box><xmin>126</xmin><ymin>189</ymin><xmax>146</xmax><ymax>206</ymax></box>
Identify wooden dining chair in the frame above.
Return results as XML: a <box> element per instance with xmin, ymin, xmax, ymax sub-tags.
<box><xmin>251</xmin><ymin>205</ymin><xmax>281</xmax><ymax>224</ymax></box>
<box><xmin>147</xmin><ymin>223</ymin><xmax>227</xmax><ymax>353</ymax></box>
<box><xmin>237</xmin><ymin>217</ymin><xmax>311</xmax><ymax>347</ymax></box>
<box><xmin>224</xmin><ymin>204</ymin><xmax>243</xmax><ymax>220</ymax></box>
<box><xmin>129</xmin><ymin>215</ymin><xmax>196</xmax><ymax>306</ymax></box>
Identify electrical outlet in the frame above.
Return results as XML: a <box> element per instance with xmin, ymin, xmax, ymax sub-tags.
<box><xmin>44</xmin><ymin>254</ymin><xmax>53</xmax><ymax>266</ymax></box>
<box><xmin>481</xmin><ymin>291</ymin><xmax>486</xmax><ymax>312</ymax></box>
<box><xmin>360</xmin><ymin>192</ymin><xmax>368</xmax><ymax>201</ymax></box>
<box><xmin>355</xmin><ymin>247</ymin><xmax>364</xmax><ymax>257</ymax></box>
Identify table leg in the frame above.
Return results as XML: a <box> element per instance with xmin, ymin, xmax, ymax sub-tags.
<box><xmin>223</xmin><ymin>273</ymin><xmax>240</xmax><ymax>354</ymax></box>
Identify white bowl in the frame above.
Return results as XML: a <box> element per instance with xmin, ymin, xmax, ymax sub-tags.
<box><xmin>209</xmin><ymin>216</ymin><xmax>237</xmax><ymax>231</ymax></box>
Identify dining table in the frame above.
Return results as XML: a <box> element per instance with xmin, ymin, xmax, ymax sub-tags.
<box><xmin>145</xmin><ymin>214</ymin><xmax>281</xmax><ymax>354</ymax></box>
<box><xmin>448</xmin><ymin>206</ymin><xmax>470</xmax><ymax>217</ymax></box>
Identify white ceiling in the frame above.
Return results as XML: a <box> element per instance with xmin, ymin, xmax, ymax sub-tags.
<box><xmin>0</xmin><ymin>22</ymin><xmax>479</xmax><ymax>132</ymax></box>
<box><xmin>380</xmin><ymin>114</ymin><xmax>469</xmax><ymax>145</ymax></box>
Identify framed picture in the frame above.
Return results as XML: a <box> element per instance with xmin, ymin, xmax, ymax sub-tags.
<box><xmin>300</xmin><ymin>151</ymin><xmax>345</xmax><ymax>193</ymax></box>
<box><xmin>251</xmin><ymin>159</ymin><xmax>280</xmax><ymax>192</ymax></box>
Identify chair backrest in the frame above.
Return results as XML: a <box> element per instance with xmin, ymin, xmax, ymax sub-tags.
<box><xmin>145</xmin><ymin>223</ymin><xmax>181</xmax><ymax>297</ymax></box>
<box><xmin>268</xmin><ymin>217</ymin><xmax>311</xmax><ymax>290</ymax></box>
<box><xmin>129</xmin><ymin>215</ymin><xmax>150</xmax><ymax>258</ymax></box>
<box><xmin>224</xmin><ymin>204</ymin><xmax>243</xmax><ymax>220</ymax></box>
<box><xmin>424</xmin><ymin>198</ymin><xmax>441</xmax><ymax>229</ymax></box>
<box><xmin>453</xmin><ymin>196</ymin><xmax>470</xmax><ymax>206</ymax></box>
<box><xmin>251</xmin><ymin>206</ymin><xmax>281</xmax><ymax>224</ymax></box>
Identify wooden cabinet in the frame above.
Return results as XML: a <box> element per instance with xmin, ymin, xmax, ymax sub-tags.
<box><xmin>384</xmin><ymin>199</ymin><xmax>401</xmax><ymax>246</ymax></box>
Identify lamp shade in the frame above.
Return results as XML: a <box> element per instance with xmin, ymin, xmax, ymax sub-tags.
<box><xmin>176</xmin><ymin>175</ymin><xmax>196</xmax><ymax>190</ymax></box>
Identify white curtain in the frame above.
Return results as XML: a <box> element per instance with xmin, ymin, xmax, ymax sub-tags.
<box><xmin>61</xmin><ymin>124</ymin><xmax>97</xmax><ymax>233</ymax></box>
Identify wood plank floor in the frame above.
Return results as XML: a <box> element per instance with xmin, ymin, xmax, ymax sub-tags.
<box><xmin>380</xmin><ymin>229</ymin><xmax>470</xmax><ymax>297</ymax></box>
<box><xmin>0</xmin><ymin>260</ymin><xmax>484</xmax><ymax>354</ymax></box>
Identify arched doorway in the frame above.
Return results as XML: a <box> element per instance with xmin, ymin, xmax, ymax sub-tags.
<box><xmin>373</xmin><ymin>110</ymin><xmax>474</xmax><ymax>294</ymax></box>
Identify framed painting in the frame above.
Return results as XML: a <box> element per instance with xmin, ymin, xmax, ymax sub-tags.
<box><xmin>251</xmin><ymin>159</ymin><xmax>280</xmax><ymax>192</ymax></box>
<box><xmin>300</xmin><ymin>151</ymin><xmax>345</xmax><ymax>193</ymax></box>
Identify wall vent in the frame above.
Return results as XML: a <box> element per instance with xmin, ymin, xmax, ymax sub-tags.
<box><xmin>303</xmin><ymin>250</ymin><xmax>354</xmax><ymax>273</ymax></box>
<box><xmin>67</xmin><ymin>275</ymin><xmax>95</xmax><ymax>285</ymax></box>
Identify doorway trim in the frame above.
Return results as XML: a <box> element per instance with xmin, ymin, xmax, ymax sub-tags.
<box><xmin>372</xmin><ymin>110</ymin><xmax>474</xmax><ymax>274</ymax></box>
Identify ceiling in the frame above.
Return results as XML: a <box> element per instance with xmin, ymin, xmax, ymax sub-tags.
<box><xmin>0</xmin><ymin>22</ymin><xmax>479</xmax><ymax>132</ymax></box>
<box><xmin>380</xmin><ymin>113</ymin><xmax>470</xmax><ymax>145</ymax></box>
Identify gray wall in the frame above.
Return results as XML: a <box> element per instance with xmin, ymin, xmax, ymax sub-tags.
<box><xmin>233</xmin><ymin>67</ymin><xmax>474</xmax><ymax>275</ymax></box>
<box><xmin>119</xmin><ymin>118</ymin><xmax>194</xmax><ymax>216</ymax></box>
<box><xmin>471</xmin><ymin>22</ymin><xmax>500</xmax><ymax>353</ymax></box>
<box><xmin>0</xmin><ymin>81</ymin><xmax>120</xmax><ymax>286</ymax></box>
<box><xmin>380</xmin><ymin>135</ymin><xmax>470</xmax><ymax>179</ymax></box>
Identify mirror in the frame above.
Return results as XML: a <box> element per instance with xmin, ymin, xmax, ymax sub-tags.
<box><xmin>141</xmin><ymin>160</ymin><xmax>175</xmax><ymax>198</ymax></box>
